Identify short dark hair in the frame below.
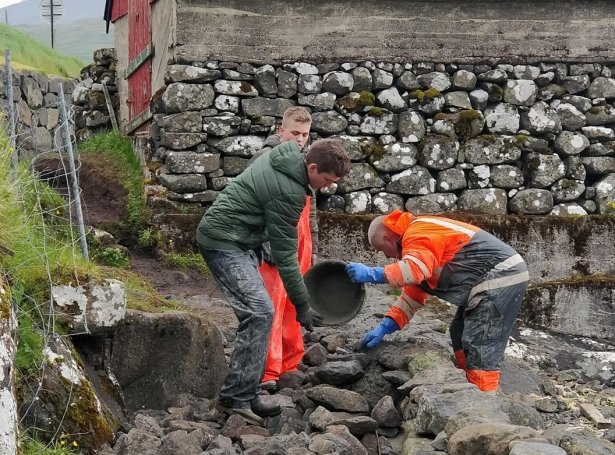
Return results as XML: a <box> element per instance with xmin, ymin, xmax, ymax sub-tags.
<box><xmin>306</xmin><ymin>139</ymin><xmax>351</xmax><ymax>177</ymax></box>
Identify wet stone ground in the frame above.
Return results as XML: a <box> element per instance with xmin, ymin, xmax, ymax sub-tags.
<box><xmin>97</xmin><ymin>284</ymin><xmax>615</xmax><ymax>455</ymax></box>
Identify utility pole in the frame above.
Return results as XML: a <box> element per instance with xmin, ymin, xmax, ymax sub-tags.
<box><xmin>40</xmin><ymin>0</ymin><xmax>64</xmax><ymax>49</ymax></box>
<box><xmin>50</xmin><ymin>0</ymin><xmax>54</xmax><ymax>48</ymax></box>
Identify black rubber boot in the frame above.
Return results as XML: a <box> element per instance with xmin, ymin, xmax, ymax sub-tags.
<box><xmin>250</xmin><ymin>396</ymin><xmax>282</xmax><ymax>417</ymax></box>
<box><xmin>214</xmin><ymin>401</ymin><xmax>264</xmax><ymax>426</ymax></box>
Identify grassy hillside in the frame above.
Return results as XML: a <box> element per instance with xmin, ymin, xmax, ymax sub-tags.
<box><xmin>16</xmin><ymin>17</ymin><xmax>113</xmax><ymax>63</ymax></box>
<box><xmin>0</xmin><ymin>23</ymin><xmax>85</xmax><ymax>77</ymax></box>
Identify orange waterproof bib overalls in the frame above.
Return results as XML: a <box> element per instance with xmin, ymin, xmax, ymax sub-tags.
<box><xmin>260</xmin><ymin>195</ymin><xmax>312</xmax><ymax>382</ymax></box>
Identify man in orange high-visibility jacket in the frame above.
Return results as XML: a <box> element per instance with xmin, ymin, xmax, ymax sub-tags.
<box><xmin>345</xmin><ymin>210</ymin><xmax>529</xmax><ymax>392</ymax></box>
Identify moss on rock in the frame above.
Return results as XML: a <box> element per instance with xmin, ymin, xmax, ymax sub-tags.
<box><xmin>407</xmin><ymin>351</ymin><xmax>450</xmax><ymax>378</ymax></box>
<box><xmin>357</xmin><ymin>91</ymin><xmax>376</xmax><ymax>109</ymax></box>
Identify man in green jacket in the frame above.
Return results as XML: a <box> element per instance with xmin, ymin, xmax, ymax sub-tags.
<box><xmin>197</xmin><ymin>138</ymin><xmax>350</xmax><ymax>425</ymax></box>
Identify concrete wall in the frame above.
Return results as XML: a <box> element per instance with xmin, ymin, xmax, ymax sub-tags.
<box><xmin>317</xmin><ymin>212</ymin><xmax>615</xmax><ymax>285</ymax></box>
<box><xmin>316</xmin><ymin>212</ymin><xmax>615</xmax><ymax>341</ymax></box>
<box><xmin>524</xmin><ymin>279</ymin><xmax>615</xmax><ymax>342</ymax></box>
<box><xmin>174</xmin><ymin>0</ymin><xmax>615</xmax><ymax>64</ymax></box>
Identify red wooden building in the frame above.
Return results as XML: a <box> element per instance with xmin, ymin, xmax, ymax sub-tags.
<box><xmin>104</xmin><ymin>0</ymin><xmax>172</xmax><ymax>134</ymax></box>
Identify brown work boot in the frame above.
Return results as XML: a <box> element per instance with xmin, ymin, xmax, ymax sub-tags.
<box><xmin>214</xmin><ymin>401</ymin><xmax>264</xmax><ymax>426</ymax></box>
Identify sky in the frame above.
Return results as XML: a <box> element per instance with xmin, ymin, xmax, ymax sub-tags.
<box><xmin>0</xmin><ymin>0</ymin><xmax>24</xmax><ymax>7</ymax></box>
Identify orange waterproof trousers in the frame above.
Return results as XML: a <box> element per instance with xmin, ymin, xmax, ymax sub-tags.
<box><xmin>260</xmin><ymin>196</ymin><xmax>312</xmax><ymax>382</ymax></box>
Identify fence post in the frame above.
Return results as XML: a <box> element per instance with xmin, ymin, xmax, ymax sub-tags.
<box><xmin>58</xmin><ymin>85</ymin><xmax>89</xmax><ymax>260</ymax></box>
<box><xmin>5</xmin><ymin>49</ymin><xmax>16</xmax><ymax>178</ymax></box>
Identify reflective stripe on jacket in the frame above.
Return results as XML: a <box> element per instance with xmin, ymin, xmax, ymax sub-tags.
<box><xmin>382</xmin><ymin>210</ymin><xmax>527</xmax><ymax>328</ymax></box>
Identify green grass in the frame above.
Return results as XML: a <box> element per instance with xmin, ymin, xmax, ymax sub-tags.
<box><xmin>2</xmin><ymin>164</ymin><xmax>93</xmax><ymax>297</ymax></box>
<box><xmin>0</xmin><ymin>127</ymin><xmax>186</xmax><ymax>451</ymax></box>
<box><xmin>163</xmin><ymin>252</ymin><xmax>209</xmax><ymax>275</ymax></box>
<box><xmin>21</xmin><ymin>436</ymin><xmax>78</xmax><ymax>455</ymax></box>
<box><xmin>0</xmin><ymin>23</ymin><xmax>85</xmax><ymax>77</ymax></box>
<box><xmin>13</xmin><ymin>288</ymin><xmax>44</xmax><ymax>376</ymax></box>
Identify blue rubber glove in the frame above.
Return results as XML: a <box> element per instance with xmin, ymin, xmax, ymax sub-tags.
<box><xmin>345</xmin><ymin>263</ymin><xmax>386</xmax><ymax>284</ymax></box>
<box><xmin>362</xmin><ymin>317</ymin><xmax>399</xmax><ymax>348</ymax></box>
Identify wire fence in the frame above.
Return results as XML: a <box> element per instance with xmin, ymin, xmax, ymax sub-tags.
<box><xmin>3</xmin><ymin>49</ymin><xmax>94</xmax><ymax>453</ymax></box>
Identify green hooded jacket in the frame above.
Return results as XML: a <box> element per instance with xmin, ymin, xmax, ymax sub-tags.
<box><xmin>196</xmin><ymin>141</ymin><xmax>311</xmax><ymax>312</ymax></box>
<box><xmin>251</xmin><ymin>134</ymin><xmax>319</xmax><ymax>256</ymax></box>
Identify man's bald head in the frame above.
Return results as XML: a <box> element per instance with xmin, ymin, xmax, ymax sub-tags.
<box><xmin>368</xmin><ymin>216</ymin><xmax>401</xmax><ymax>259</ymax></box>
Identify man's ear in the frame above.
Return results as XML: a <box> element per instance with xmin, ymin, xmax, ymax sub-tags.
<box><xmin>306</xmin><ymin>163</ymin><xmax>318</xmax><ymax>173</ymax></box>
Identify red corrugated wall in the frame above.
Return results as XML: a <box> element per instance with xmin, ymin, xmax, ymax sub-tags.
<box><xmin>127</xmin><ymin>0</ymin><xmax>152</xmax><ymax>130</ymax></box>
<box><xmin>111</xmin><ymin>0</ymin><xmax>128</xmax><ymax>21</ymax></box>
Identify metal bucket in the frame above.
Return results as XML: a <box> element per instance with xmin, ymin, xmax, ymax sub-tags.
<box><xmin>304</xmin><ymin>260</ymin><xmax>365</xmax><ymax>326</ymax></box>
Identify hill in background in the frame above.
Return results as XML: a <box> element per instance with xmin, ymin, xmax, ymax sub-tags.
<box><xmin>0</xmin><ymin>0</ymin><xmax>112</xmax><ymax>63</ymax></box>
<box><xmin>1</xmin><ymin>0</ymin><xmax>105</xmax><ymax>26</ymax></box>
<box><xmin>0</xmin><ymin>23</ymin><xmax>84</xmax><ymax>77</ymax></box>
<box><xmin>17</xmin><ymin>17</ymin><xmax>113</xmax><ymax>62</ymax></box>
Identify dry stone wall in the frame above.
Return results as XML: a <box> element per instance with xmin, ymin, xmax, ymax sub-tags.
<box><xmin>151</xmin><ymin>59</ymin><xmax>615</xmax><ymax>216</ymax></box>
<box><xmin>71</xmin><ymin>48</ymin><xmax>119</xmax><ymax>141</ymax></box>
<box><xmin>0</xmin><ymin>68</ymin><xmax>76</xmax><ymax>157</ymax></box>
<box><xmin>0</xmin><ymin>49</ymin><xmax>117</xmax><ymax>157</ymax></box>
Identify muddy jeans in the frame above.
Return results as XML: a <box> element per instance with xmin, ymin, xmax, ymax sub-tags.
<box><xmin>199</xmin><ymin>246</ymin><xmax>274</xmax><ymax>408</ymax></box>
<box><xmin>449</xmin><ymin>260</ymin><xmax>528</xmax><ymax>371</ymax></box>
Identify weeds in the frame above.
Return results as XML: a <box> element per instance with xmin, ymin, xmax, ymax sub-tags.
<box><xmin>138</xmin><ymin>228</ymin><xmax>162</xmax><ymax>249</ymax></box>
<box><xmin>163</xmin><ymin>252</ymin><xmax>208</xmax><ymax>274</ymax></box>
<box><xmin>21</xmin><ymin>435</ymin><xmax>78</xmax><ymax>455</ymax></box>
<box><xmin>92</xmin><ymin>247</ymin><xmax>129</xmax><ymax>268</ymax></box>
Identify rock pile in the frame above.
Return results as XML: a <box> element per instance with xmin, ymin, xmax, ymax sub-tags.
<box><xmin>71</xmin><ymin>48</ymin><xmax>118</xmax><ymax>141</ymax></box>
<box><xmin>98</xmin><ymin>287</ymin><xmax>615</xmax><ymax>455</ymax></box>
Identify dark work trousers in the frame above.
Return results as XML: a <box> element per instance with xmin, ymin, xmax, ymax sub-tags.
<box><xmin>449</xmin><ymin>260</ymin><xmax>529</xmax><ymax>371</ymax></box>
<box><xmin>199</xmin><ymin>246</ymin><xmax>274</xmax><ymax>408</ymax></box>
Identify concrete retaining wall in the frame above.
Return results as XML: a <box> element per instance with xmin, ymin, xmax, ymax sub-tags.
<box><xmin>175</xmin><ymin>0</ymin><xmax>615</xmax><ymax>64</ymax></box>
<box><xmin>316</xmin><ymin>212</ymin><xmax>615</xmax><ymax>341</ymax></box>
<box><xmin>318</xmin><ymin>212</ymin><xmax>615</xmax><ymax>284</ymax></box>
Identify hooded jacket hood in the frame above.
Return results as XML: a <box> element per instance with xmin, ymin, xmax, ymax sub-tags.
<box><xmin>269</xmin><ymin>141</ymin><xmax>308</xmax><ymax>187</ymax></box>
<box><xmin>383</xmin><ymin>210</ymin><xmax>415</xmax><ymax>236</ymax></box>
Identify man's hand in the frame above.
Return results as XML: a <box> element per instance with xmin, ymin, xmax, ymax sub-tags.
<box><xmin>261</xmin><ymin>242</ymin><xmax>275</xmax><ymax>266</ymax></box>
<box><xmin>345</xmin><ymin>263</ymin><xmax>387</xmax><ymax>284</ymax></box>
<box><xmin>296</xmin><ymin>308</ymin><xmax>323</xmax><ymax>331</ymax></box>
<box><xmin>362</xmin><ymin>317</ymin><xmax>400</xmax><ymax>348</ymax></box>
<box><xmin>253</xmin><ymin>242</ymin><xmax>275</xmax><ymax>266</ymax></box>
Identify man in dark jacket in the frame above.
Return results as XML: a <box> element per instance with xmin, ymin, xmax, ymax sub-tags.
<box><xmin>197</xmin><ymin>139</ymin><xmax>350</xmax><ymax>425</ymax></box>
<box><xmin>248</xmin><ymin>107</ymin><xmax>318</xmax><ymax>389</ymax></box>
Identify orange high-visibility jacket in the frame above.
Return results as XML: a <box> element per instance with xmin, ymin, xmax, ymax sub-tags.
<box><xmin>382</xmin><ymin>210</ymin><xmax>525</xmax><ymax>329</ymax></box>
